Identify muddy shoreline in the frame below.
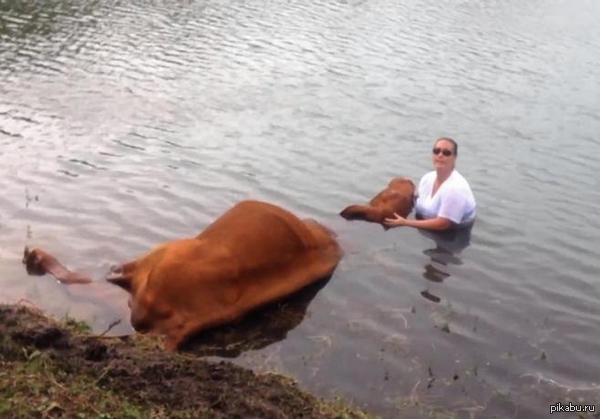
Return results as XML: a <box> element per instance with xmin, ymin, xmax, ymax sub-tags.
<box><xmin>0</xmin><ymin>304</ymin><xmax>374</xmax><ymax>418</ymax></box>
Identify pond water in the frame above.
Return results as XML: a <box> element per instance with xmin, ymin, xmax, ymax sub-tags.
<box><xmin>1</xmin><ymin>0</ymin><xmax>599</xmax><ymax>417</ymax></box>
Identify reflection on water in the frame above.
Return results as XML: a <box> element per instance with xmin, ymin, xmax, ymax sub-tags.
<box><xmin>419</xmin><ymin>227</ymin><xmax>473</xmax><ymax>303</ymax></box>
<box><xmin>182</xmin><ymin>277</ymin><xmax>331</xmax><ymax>358</ymax></box>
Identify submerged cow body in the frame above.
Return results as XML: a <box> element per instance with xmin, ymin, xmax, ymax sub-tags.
<box><xmin>24</xmin><ymin>200</ymin><xmax>342</xmax><ymax>350</ymax></box>
<box><xmin>340</xmin><ymin>177</ymin><xmax>415</xmax><ymax>228</ymax></box>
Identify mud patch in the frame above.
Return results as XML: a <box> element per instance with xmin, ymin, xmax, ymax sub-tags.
<box><xmin>0</xmin><ymin>304</ymin><xmax>373</xmax><ymax>418</ymax></box>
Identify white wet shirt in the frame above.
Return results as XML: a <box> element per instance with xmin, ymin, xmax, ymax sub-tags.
<box><xmin>414</xmin><ymin>170</ymin><xmax>476</xmax><ymax>225</ymax></box>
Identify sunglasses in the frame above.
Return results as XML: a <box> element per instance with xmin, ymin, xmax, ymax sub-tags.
<box><xmin>432</xmin><ymin>147</ymin><xmax>453</xmax><ymax>157</ymax></box>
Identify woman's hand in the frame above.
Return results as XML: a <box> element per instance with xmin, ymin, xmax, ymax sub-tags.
<box><xmin>383</xmin><ymin>212</ymin><xmax>408</xmax><ymax>228</ymax></box>
<box><xmin>384</xmin><ymin>214</ymin><xmax>452</xmax><ymax>231</ymax></box>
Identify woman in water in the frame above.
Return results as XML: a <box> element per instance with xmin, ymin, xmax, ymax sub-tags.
<box><xmin>384</xmin><ymin>137</ymin><xmax>476</xmax><ymax>231</ymax></box>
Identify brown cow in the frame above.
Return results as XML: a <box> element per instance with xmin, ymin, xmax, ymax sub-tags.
<box><xmin>340</xmin><ymin>177</ymin><xmax>416</xmax><ymax>228</ymax></box>
<box><xmin>24</xmin><ymin>200</ymin><xmax>342</xmax><ymax>350</ymax></box>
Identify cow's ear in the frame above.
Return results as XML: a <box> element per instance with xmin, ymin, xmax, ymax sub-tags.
<box><xmin>106</xmin><ymin>272</ymin><xmax>133</xmax><ymax>292</ymax></box>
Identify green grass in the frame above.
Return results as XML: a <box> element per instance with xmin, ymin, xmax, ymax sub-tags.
<box><xmin>0</xmin><ymin>354</ymin><xmax>156</xmax><ymax>418</ymax></box>
<box><xmin>0</xmin><ymin>304</ymin><xmax>376</xmax><ymax>419</ymax></box>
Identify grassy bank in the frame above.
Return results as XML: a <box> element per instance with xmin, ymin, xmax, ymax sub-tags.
<box><xmin>0</xmin><ymin>304</ymin><xmax>375</xmax><ymax>419</ymax></box>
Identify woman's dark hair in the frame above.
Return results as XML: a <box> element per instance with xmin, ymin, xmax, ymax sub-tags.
<box><xmin>435</xmin><ymin>137</ymin><xmax>458</xmax><ymax>156</ymax></box>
